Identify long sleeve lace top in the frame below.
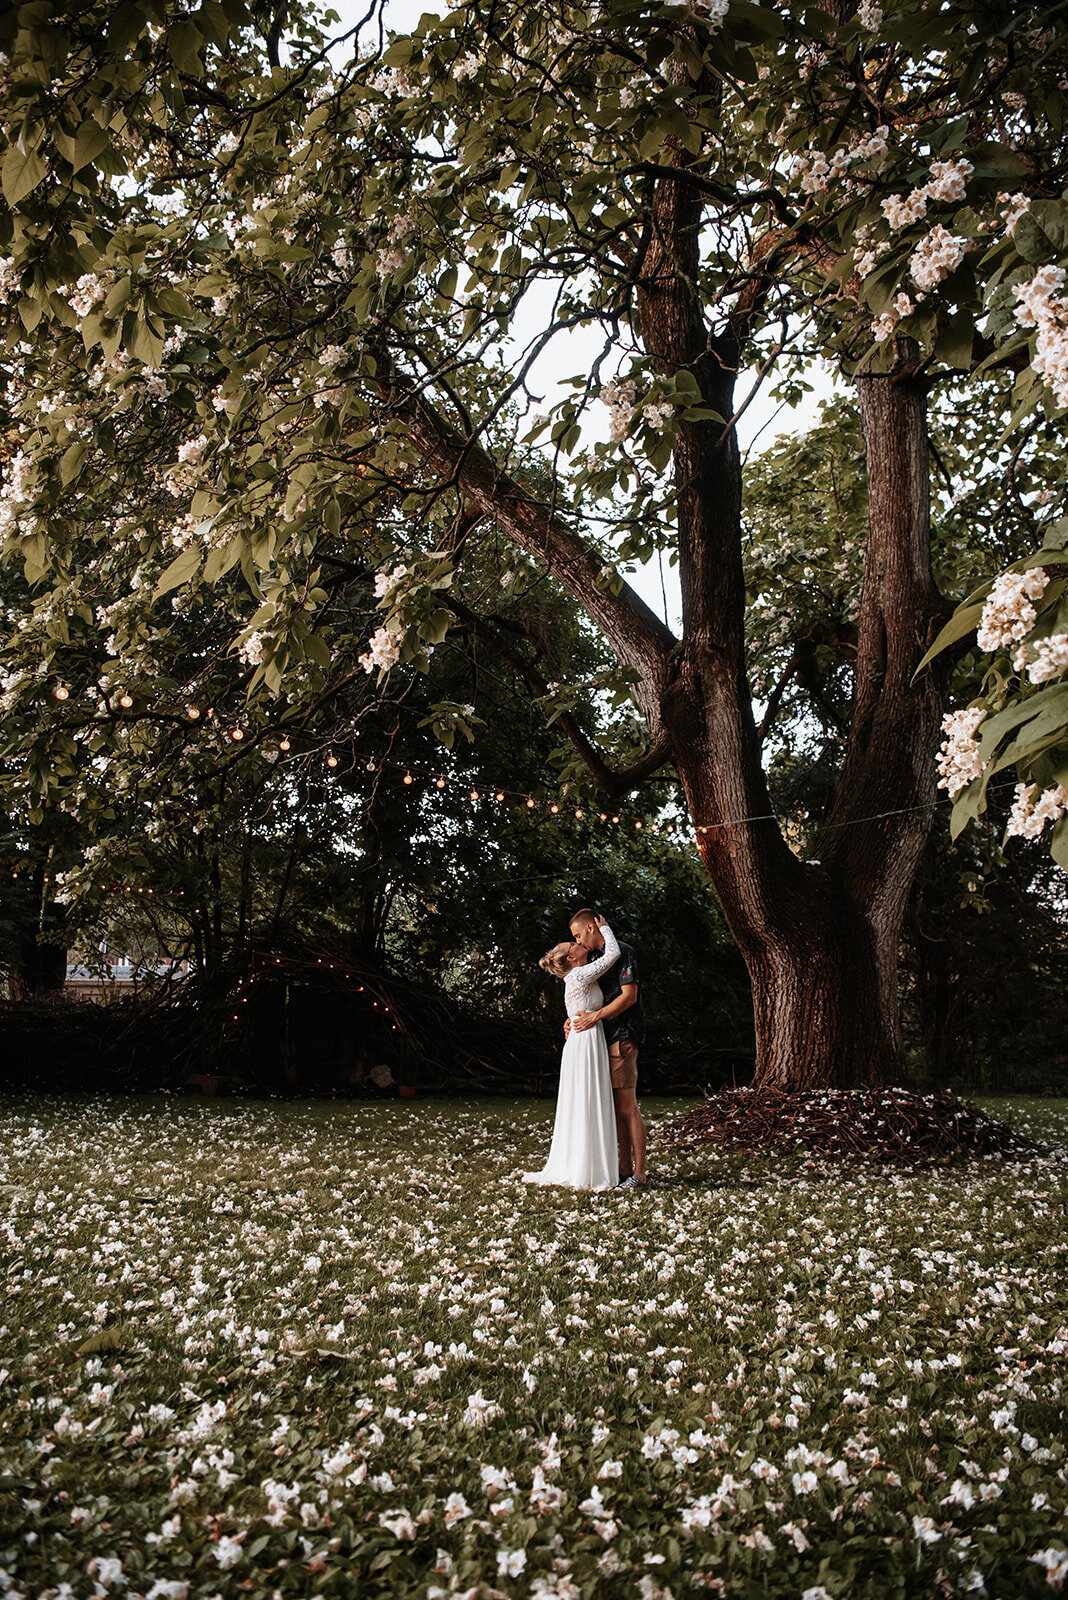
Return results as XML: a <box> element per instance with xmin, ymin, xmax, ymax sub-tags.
<box><xmin>563</xmin><ymin>924</ymin><xmax>620</xmax><ymax>1021</ymax></box>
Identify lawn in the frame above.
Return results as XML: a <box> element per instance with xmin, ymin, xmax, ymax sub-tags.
<box><xmin>1</xmin><ymin>1093</ymin><xmax>1066</xmax><ymax>1600</ymax></box>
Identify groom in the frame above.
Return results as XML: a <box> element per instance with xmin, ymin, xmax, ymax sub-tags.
<box><xmin>567</xmin><ymin>907</ymin><xmax>649</xmax><ymax>1190</ymax></box>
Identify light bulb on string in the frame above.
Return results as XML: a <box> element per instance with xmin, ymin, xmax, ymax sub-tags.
<box><xmin>403</xmin><ymin>773</ymin><xmax>413</xmax><ymax>785</ymax></box>
<box><xmin>231</xmin><ymin>727</ymin><xmax>245</xmax><ymax>742</ymax></box>
<box><xmin>495</xmin><ymin>791</ymin><xmax>504</xmax><ymax>802</ymax></box>
<box><xmin>436</xmin><ymin>777</ymin><xmax>446</xmax><ymax>789</ymax></box>
<box><xmin>53</xmin><ymin>685</ymin><xmax>69</xmax><ymax>701</ymax></box>
<box><xmin>470</xmin><ymin>789</ymin><xmax>479</xmax><ymax>802</ymax></box>
<box><xmin>186</xmin><ymin>705</ymin><xmax>200</xmax><ymax>719</ymax></box>
<box><xmin>550</xmin><ymin>804</ymin><xmax>559</xmax><ymax>814</ymax></box>
<box><xmin>326</xmin><ymin>754</ymin><xmax>339</xmax><ymax>769</ymax></box>
<box><xmin>119</xmin><ymin>693</ymin><xmax>133</xmax><ymax>709</ymax></box>
<box><xmin>278</xmin><ymin>738</ymin><xmax>291</xmax><ymax>752</ymax></box>
<box><xmin>612</xmin><ymin>816</ymin><xmax>620</xmax><ymax>825</ymax></box>
<box><xmin>526</xmin><ymin>798</ymin><xmax>535</xmax><ymax>809</ymax></box>
<box><xmin>634</xmin><ymin>820</ymin><xmax>642</xmax><ymax>829</ymax></box>
<box><xmin>575</xmin><ymin>809</ymin><xmax>584</xmax><ymax>820</ymax></box>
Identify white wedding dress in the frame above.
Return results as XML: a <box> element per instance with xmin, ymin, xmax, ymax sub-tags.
<box><xmin>524</xmin><ymin>924</ymin><xmax>620</xmax><ymax>1192</ymax></box>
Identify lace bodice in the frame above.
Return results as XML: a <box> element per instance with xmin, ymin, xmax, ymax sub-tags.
<box><xmin>563</xmin><ymin>924</ymin><xmax>620</xmax><ymax>1020</ymax></box>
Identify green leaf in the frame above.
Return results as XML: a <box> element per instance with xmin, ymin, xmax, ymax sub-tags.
<box><xmin>60</xmin><ymin>442</ymin><xmax>87</xmax><ymax>486</ymax></box>
<box><xmin>1</xmin><ymin>140</ymin><xmax>47</xmax><ymax>208</ymax></box>
<box><xmin>168</xmin><ymin>19</ymin><xmax>205</xmax><ymax>75</ymax></box>
<box><xmin>76</xmin><ymin>1324</ymin><xmax>132</xmax><ymax>1356</ymax></box>
<box><xmin>1012</xmin><ymin>212</ymin><xmax>1057</xmax><ymax>265</ymax></box>
<box><xmin>204</xmin><ymin>537</ymin><xmax>242</xmax><ymax>585</ymax></box>
<box><xmin>70</xmin><ymin>120</ymin><xmax>111</xmax><ymax>174</ymax></box>
<box><xmin>913</xmin><ymin>602</ymin><xmax>985</xmax><ymax>675</ymax></box>
<box><xmin>154</xmin><ymin>544</ymin><xmax>203</xmax><ymax>598</ymax></box>
<box><xmin>420</xmin><ymin>609</ymin><xmax>451</xmax><ymax>645</ymax></box>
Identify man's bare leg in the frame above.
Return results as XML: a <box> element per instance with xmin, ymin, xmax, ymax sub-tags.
<box><xmin>613</xmin><ymin>1090</ymin><xmax>634</xmax><ymax>1178</ymax></box>
<box><xmin>614</xmin><ymin>1087</ymin><xmax>647</xmax><ymax>1182</ymax></box>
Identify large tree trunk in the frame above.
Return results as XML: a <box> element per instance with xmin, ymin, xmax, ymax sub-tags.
<box><xmin>395</xmin><ymin>107</ymin><xmax>947</xmax><ymax>1091</ymax></box>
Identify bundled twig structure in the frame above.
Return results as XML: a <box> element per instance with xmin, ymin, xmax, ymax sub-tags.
<box><xmin>661</xmin><ymin>1086</ymin><xmax>1050</xmax><ymax>1164</ymax></box>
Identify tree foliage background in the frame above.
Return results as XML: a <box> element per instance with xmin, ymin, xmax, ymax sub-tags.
<box><xmin>1</xmin><ymin>0</ymin><xmax>1066</xmax><ymax>1088</ymax></box>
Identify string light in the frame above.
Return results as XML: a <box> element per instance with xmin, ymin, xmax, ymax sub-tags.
<box><xmin>575</xmin><ymin>808</ymin><xmax>584</xmax><ymax>819</ymax></box>
<box><xmin>436</xmin><ymin>777</ymin><xmax>446</xmax><ymax>789</ymax></box>
<box><xmin>469</xmin><ymin>789</ymin><xmax>479</xmax><ymax>801</ymax></box>
<box><xmin>278</xmin><ymin>738</ymin><xmax>291</xmax><ymax>752</ymax></box>
<box><xmin>53</xmin><ymin>685</ymin><xmax>68</xmax><ymax>701</ymax></box>
<box><xmin>403</xmin><ymin>773</ymin><xmax>413</xmax><ymax>785</ymax></box>
<box><xmin>326</xmin><ymin>754</ymin><xmax>339</xmax><ymax>769</ymax></box>
<box><xmin>495</xmin><ymin>791</ymin><xmax>505</xmax><ymax>802</ymax></box>
<box><xmin>186</xmin><ymin>705</ymin><xmax>200</xmax><ymax>719</ymax></box>
<box><xmin>231</xmin><ymin>728</ymin><xmax>245</xmax><ymax>742</ymax></box>
<box><xmin>526</xmin><ymin>798</ymin><xmax>535</xmax><ymax>809</ymax></box>
<box><xmin>550</xmin><ymin>804</ymin><xmax>559</xmax><ymax>814</ymax></box>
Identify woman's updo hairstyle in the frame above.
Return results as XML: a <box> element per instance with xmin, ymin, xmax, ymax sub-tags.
<box><xmin>539</xmin><ymin>943</ymin><xmax>572</xmax><ymax>980</ymax></box>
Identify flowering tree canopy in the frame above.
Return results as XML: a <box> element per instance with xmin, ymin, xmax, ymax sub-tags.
<box><xmin>1</xmin><ymin>0</ymin><xmax>1066</xmax><ymax>1086</ymax></box>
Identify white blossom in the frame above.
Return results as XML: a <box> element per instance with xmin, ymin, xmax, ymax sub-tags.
<box><xmin>66</xmin><ymin>274</ymin><xmax>106</xmax><ymax>318</ymax></box>
<box><xmin>1021</xmin><ymin>632</ymin><xmax>1068</xmax><ymax>684</ymax></box>
<box><xmin>976</xmin><ymin>568</ymin><xmax>1049</xmax><ymax>651</ymax></box>
<box><xmin>857</xmin><ymin>0</ymin><xmax>881</xmax><ymax>27</ymax></box>
<box><xmin>1006</xmin><ymin>781</ymin><xmax>1068</xmax><ymax>841</ymax></box>
<box><xmin>998</xmin><ymin>191</ymin><xmax>1031</xmax><ymax>237</ymax></box>
<box><xmin>358</xmin><ymin>625</ymin><xmax>404</xmax><ymax>674</ymax></box>
<box><xmin>1013</xmin><ymin>267</ymin><xmax>1068</xmax><ymax>408</ymax></box>
<box><xmin>909</xmin><ymin>225</ymin><xmax>968</xmax><ymax>291</ymax></box>
<box><xmin>376</xmin><ymin>246</ymin><xmax>408</xmax><ymax>275</ymax></box>
<box><xmin>935</xmin><ymin>707</ymin><xmax>986</xmax><ymax>797</ymax></box>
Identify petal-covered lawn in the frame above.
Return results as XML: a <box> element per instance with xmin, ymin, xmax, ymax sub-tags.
<box><xmin>1</xmin><ymin>1094</ymin><xmax>1066</xmax><ymax>1600</ymax></box>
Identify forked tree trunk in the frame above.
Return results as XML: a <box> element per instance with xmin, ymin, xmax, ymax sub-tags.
<box><xmin>396</xmin><ymin>89</ymin><xmax>947</xmax><ymax>1088</ymax></box>
<box><xmin>661</xmin><ymin>348</ymin><xmax>945</xmax><ymax>1091</ymax></box>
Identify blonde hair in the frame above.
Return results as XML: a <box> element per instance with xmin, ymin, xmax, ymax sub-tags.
<box><xmin>539</xmin><ymin>942</ymin><xmax>572</xmax><ymax>980</ymax></box>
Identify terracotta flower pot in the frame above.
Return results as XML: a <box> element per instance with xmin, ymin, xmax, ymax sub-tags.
<box><xmin>398</xmin><ymin>1084</ymin><xmax>417</xmax><ymax>1100</ymax></box>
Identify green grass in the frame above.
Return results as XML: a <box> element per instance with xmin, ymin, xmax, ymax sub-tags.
<box><xmin>0</xmin><ymin>1093</ymin><xmax>1066</xmax><ymax>1599</ymax></box>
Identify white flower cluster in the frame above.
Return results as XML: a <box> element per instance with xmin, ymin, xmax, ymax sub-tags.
<box><xmin>0</xmin><ymin>449</ymin><xmax>34</xmax><ymax>540</ymax></box>
<box><xmin>66</xmin><ymin>273</ymin><xmax>106</xmax><ymax>318</ymax></box>
<box><xmin>1013</xmin><ymin>265</ymin><xmax>1068</xmax><ymax>408</ymax></box>
<box><xmin>976</xmin><ymin>568</ymin><xmax>1049</xmax><ymax>651</ymax></box>
<box><xmin>453</xmin><ymin>54</ymin><xmax>480</xmax><ymax>80</ymax></box>
<box><xmin>857</xmin><ymin>0</ymin><xmax>881</xmax><ymax>26</ymax></box>
<box><xmin>881</xmin><ymin>158</ymin><xmax>973</xmax><ymax>233</ymax></box>
<box><xmin>695</xmin><ymin>0</ymin><xmax>729</xmax><ymax>29</ymax></box>
<box><xmin>998</xmin><ymin>191</ymin><xmax>1030</xmax><ymax>237</ymax></box>
<box><xmin>238</xmin><ymin>631</ymin><xmax>268</xmax><ymax>667</ymax></box>
<box><xmin>0</xmin><ymin>256</ymin><xmax>18</xmax><ymax>300</ymax></box>
<box><xmin>599</xmin><ymin>377</ymin><xmax>675</xmax><ymax>441</ymax></box>
<box><xmin>872</xmin><ymin>292</ymin><xmax>915</xmax><ymax>343</ymax></box>
<box><xmin>791</xmin><ymin>125</ymin><xmax>889</xmax><ymax>196</ymax></box>
<box><xmin>319</xmin><ymin>344</ymin><xmax>345</xmax><ymax>369</ymax></box>
<box><xmin>908</xmin><ymin>224</ymin><xmax>968</xmax><ymax>292</ymax></box>
<box><xmin>373</xmin><ymin>564</ymin><xmax>409</xmax><ymax>599</ymax></box>
<box><xmin>935</xmin><ymin>707</ymin><xmax>986</xmax><ymax>797</ymax></box>
<box><xmin>376</xmin><ymin>246</ymin><xmax>408</xmax><ymax>275</ymax></box>
<box><xmin>1005</xmin><ymin>781</ymin><xmax>1068</xmax><ymax>841</ymax></box>
<box><xmin>1015</xmin><ymin>631</ymin><xmax>1068</xmax><ymax>684</ymax></box>
<box><xmin>177</xmin><ymin>434</ymin><xmax>207</xmax><ymax>467</ymax></box>
<box><xmin>358</xmin><ymin>625</ymin><xmax>404</xmax><ymax>673</ymax></box>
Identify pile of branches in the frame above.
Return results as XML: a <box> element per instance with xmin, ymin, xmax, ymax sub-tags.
<box><xmin>661</xmin><ymin>1086</ymin><xmax>1049</xmax><ymax>1164</ymax></box>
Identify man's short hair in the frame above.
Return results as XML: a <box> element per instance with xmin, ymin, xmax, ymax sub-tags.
<box><xmin>568</xmin><ymin>905</ymin><xmax>597</xmax><ymax>927</ymax></box>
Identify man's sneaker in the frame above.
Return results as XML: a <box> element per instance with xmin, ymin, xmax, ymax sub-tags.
<box><xmin>618</xmin><ymin>1174</ymin><xmax>648</xmax><ymax>1191</ymax></box>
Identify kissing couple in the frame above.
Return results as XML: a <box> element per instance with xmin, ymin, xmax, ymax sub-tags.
<box><xmin>524</xmin><ymin>908</ymin><xmax>649</xmax><ymax>1192</ymax></box>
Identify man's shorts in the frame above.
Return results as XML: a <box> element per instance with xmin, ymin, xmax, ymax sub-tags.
<box><xmin>608</xmin><ymin>1037</ymin><xmax>639</xmax><ymax>1093</ymax></box>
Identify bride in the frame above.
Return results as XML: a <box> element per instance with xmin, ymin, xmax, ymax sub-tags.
<box><xmin>524</xmin><ymin>917</ymin><xmax>620</xmax><ymax>1191</ymax></box>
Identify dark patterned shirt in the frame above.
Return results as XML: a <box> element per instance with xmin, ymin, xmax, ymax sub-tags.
<box><xmin>589</xmin><ymin>938</ymin><xmax>644</xmax><ymax>1047</ymax></box>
